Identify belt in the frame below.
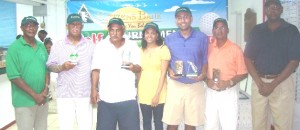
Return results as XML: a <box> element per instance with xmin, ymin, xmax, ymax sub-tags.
<box><xmin>258</xmin><ymin>73</ymin><xmax>278</xmax><ymax>79</ymax></box>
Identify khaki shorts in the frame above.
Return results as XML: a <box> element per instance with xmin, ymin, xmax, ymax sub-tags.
<box><xmin>162</xmin><ymin>79</ymin><xmax>206</xmax><ymax>126</ymax></box>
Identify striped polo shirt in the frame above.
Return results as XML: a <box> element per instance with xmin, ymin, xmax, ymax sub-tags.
<box><xmin>46</xmin><ymin>35</ymin><xmax>95</xmax><ymax>98</ymax></box>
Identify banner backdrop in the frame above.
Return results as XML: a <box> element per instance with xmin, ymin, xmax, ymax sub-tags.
<box><xmin>67</xmin><ymin>0</ymin><xmax>227</xmax><ymax>43</ymax></box>
<box><xmin>0</xmin><ymin>1</ymin><xmax>16</xmax><ymax>48</ymax></box>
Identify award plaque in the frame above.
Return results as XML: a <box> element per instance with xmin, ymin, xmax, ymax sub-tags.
<box><xmin>69</xmin><ymin>52</ymin><xmax>79</xmax><ymax>65</ymax></box>
<box><xmin>121</xmin><ymin>50</ymin><xmax>131</xmax><ymax>69</ymax></box>
<box><xmin>174</xmin><ymin>60</ymin><xmax>183</xmax><ymax>76</ymax></box>
<box><xmin>213</xmin><ymin>68</ymin><xmax>220</xmax><ymax>83</ymax></box>
<box><xmin>186</xmin><ymin>61</ymin><xmax>198</xmax><ymax>78</ymax></box>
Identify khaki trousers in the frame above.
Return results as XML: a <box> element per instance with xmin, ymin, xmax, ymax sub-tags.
<box><xmin>15</xmin><ymin>103</ymin><xmax>49</xmax><ymax>130</ymax></box>
<box><xmin>251</xmin><ymin>75</ymin><xmax>295</xmax><ymax>130</ymax></box>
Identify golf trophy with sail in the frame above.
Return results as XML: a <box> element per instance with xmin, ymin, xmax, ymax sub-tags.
<box><xmin>186</xmin><ymin>61</ymin><xmax>198</xmax><ymax>78</ymax></box>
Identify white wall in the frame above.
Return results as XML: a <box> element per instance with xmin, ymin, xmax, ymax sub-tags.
<box><xmin>16</xmin><ymin>4</ymin><xmax>33</xmax><ymax>35</ymax></box>
<box><xmin>228</xmin><ymin>0</ymin><xmax>264</xmax><ymax>47</ymax></box>
<box><xmin>43</xmin><ymin>0</ymin><xmax>67</xmax><ymax>42</ymax></box>
<box><xmin>16</xmin><ymin>0</ymin><xmax>67</xmax><ymax>42</ymax></box>
<box><xmin>228</xmin><ymin>0</ymin><xmax>264</xmax><ymax>94</ymax></box>
<box><xmin>0</xmin><ymin>75</ymin><xmax>15</xmax><ymax>128</ymax></box>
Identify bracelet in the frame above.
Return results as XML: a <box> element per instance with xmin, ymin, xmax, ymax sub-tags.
<box><xmin>58</xmin><ymin>64</ymin><xmax>64</xmax><ymax>71</ymax></box>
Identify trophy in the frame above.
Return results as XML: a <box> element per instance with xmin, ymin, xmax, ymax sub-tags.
<box><xmin>186</xmin><ymin>61</ymin><xmax>198</xmax><ymax>78</ymax></box>
<box><xmin>69</xmin><ymin>51</ymin><xmax>79</xmax><ymax>65</ymax></box>
<box><xmin>121</xmin><ymin>50</ymin><xmax>131</xmax><ymax>69</ymax></box>
<box><xmin>213</xmin><ymin>68</ymin><xmax>220</xmax><ymax>83</ymax></box>
<box><xmin>174</xmin><ymin>60</ymin><xmax>183</xmax><ymax>76</ymax></box>
<box><xmin>0</xmin><ymin>50</ymin><xmax>6</xmax><ymax>67</ymax></box>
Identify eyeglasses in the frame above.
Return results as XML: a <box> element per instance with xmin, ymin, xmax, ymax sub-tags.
<box><xmin>109</xmin><ymin>29</ymin><xmax>123</xmax><ymax>34</ymax></box>
<box><xmin>267</xmin><ymin>5</ymin><xmax>281</xmax><ymax>11</ymax></box>
<box><xmin>23</xmin><ymin>24</ymin><xmax>38</xmax><ymax>28</ymax></box>
<box><xmin>69</xmin><ymin>22</ymin><xmax>82</xmax><ymax>27</ymax></box>
<box><xmin>213</xmin><ymin>26</ymin><xmax>227</xmax><ymax>30</ymax></box>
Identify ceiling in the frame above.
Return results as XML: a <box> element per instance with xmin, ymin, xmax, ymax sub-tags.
<box><xmin>3</xmin><ymin>0</ymin><xmax>47</xmax><ymax>6</ymax></box>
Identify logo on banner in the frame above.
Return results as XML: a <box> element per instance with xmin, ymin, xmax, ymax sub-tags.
<box><xmin>78</xmin><ymin>4</ymin><xmax>94</xmax><ymax>23</ymax></box>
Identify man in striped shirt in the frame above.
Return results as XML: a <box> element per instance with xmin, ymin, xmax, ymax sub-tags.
<box><xmin>46</xmin><ymin>13</ymin><xmax>95</xmax><ymax>130</ymax></box>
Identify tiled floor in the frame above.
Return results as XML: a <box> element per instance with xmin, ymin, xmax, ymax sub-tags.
<box><xmin>5</xmin><ymin>99</ymin><xmax>205</xmax><ymax>130</ymax></box>
<box><xmin>6</xmin><ymin>90</ymin><xmax>251</xmax><ymax>130</ymax></box>
<box><xmin>6</xmin><ymin>99</ymin><xmax>98</xmax><ymax>130</ymax></box>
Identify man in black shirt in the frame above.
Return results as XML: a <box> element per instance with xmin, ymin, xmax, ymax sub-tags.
<box><xmin>244</xmin><ymin>0</ymin><xmax>300</xmax><ymax>129</ymax></box>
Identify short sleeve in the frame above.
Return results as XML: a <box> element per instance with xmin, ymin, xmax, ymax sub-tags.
<box><xmin>235</xmin><ymin>46</ymin><xmax>248</xmax><ymax>75</ymax></box>
<box><xmin>160</xmin><ymin>45</ymin><xmax>171</xmax><ymax>61</ymax></box>
<box><xmin>6</xmin><ymin>46</ymin><xmax>21</xmax><ymax>80</ymax></box>
<box><xmin>128</xmin><ymin>40</ymin><xmax>141</xmax><ymax>66</ymax></box>
<box><xmin>46</xmin><ymin>40</ymin><xmax>60</xmax><ymax>67</ymax></box>
<box><xmin>91</xmin><ymin>42</ymin><xmax>103</xmax><ymax>70</ymax></box>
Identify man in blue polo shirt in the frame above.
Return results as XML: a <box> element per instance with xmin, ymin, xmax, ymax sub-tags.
<box><xmin>244</xmin><ymin>0</ymin><xmax>300</xmax><ymax>129</ymax></box>
<box><xmin>162</xmin><ymin>7</ymin><xmax>208</xmax><ymax>130</ymax></box>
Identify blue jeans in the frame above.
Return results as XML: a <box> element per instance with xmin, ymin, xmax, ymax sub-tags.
<box><xmin>140</xmin><ymin>103</ymin><xmax>164</xmax><ymax>130</ymax></box>
<box><xmin>96</xmin><ymin>100</ymin><xmax>140</xmax><ymax>130</ymax></box>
